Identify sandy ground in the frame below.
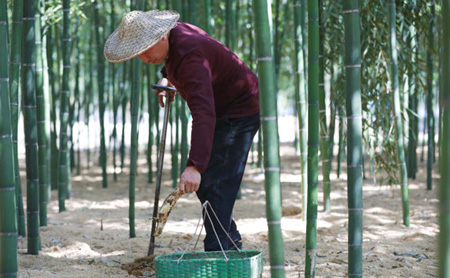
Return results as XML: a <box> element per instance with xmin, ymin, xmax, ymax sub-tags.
<box><xmin>16</xmin><ymin>144</ymin><xmax>439</xmax><ymax>277</ymax></box>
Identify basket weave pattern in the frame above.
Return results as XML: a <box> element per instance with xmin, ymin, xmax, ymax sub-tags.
<box><xmin>104</xmin><ymin>10</ymin><xmax>179</xmax><ymax>63</ymax></box>
<box><xmin>154</xmin><ymin>250</ymin><xmax>263</xmax><ymax>278</ymax></box>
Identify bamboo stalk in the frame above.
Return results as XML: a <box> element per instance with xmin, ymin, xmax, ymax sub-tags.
<box><xmin>439</xmin><ymin>1</ymin><xmax>450</xmax><ymax>276</ymax></box>
<box><xmin>0</xmin><ymin>0</ymin><xmax>19</xmax><ymax>274</ymax></box>
<box><xmin>294</xmin><ymin>0</ymin><xmax>308</xmax><ymax>222</ymax></box>
<box><xmin>35</xmin><ymin>5</ymin><xmax>50</xmax><ymax>226</ymax></box>
<box><xmin>318</xmin><ymin>0</ymin><xmax>331</xmax><ymax>213</ymax></box>
<box><xmin>388</xmin><ymin>0</ymin><xmax>410</xmax><ymax>227</ymax></box>
<box><xmin>253</xmin><ymin>0</ymin><xmax>285</xmax><ymax>277</ymax></box>
<box><xmin>23</xmin><ymin>0</ymin><xmax>41</xmax><ymax>254</ymax></box>
<box><xmin>305</xmin><ymin>0</ymin><xmax>320</xmax><ymax>276</ymax></box>
<box><xmin>9</xmin><ymin>0</ymin><xmax>26</xmax><ymax>237</ymax></box>
<box><xmin>343</xmin><ymin>0</ymin><xmax>363</xmax><ymax>276</ymax></box>
<box><xmin>93</xmin><ymin>0</ymin><xmax>108</xmax><ymax>189</ymax></box>
<box><xmin>427</xmin><ymin>2</ymin><xmax>436</xmax><ymax>191</ymax></box>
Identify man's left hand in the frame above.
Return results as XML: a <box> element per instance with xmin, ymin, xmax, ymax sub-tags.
<box><xmin>179</xmin><ymin>166</ymin><xmax>201</xmax><ymax>193</ymax></box>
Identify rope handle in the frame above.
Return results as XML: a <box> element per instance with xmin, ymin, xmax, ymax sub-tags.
<box><xmin>177</xmin><ymin>201</ymin><xmax>241</xmax><ymax>264</ymax></box>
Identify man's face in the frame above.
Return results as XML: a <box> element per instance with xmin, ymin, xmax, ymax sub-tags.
<box><xmin>137</xmin><ymin>35</ymin><xmax>169</xmax><ymax>64</ymax></box>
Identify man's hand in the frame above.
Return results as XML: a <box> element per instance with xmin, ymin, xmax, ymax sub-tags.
<box><xmin>179</xmin><ymin>166</ymin><xmax>201</xmax><ymax>193</ymax></box>
<box><xmin>155</xmin><ymin>78</ymin><xmax>176</xmax><ymax>108</ymax></box>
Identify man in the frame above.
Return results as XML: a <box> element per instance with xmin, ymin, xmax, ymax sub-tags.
<box><xmin>104</xmin><ymin>10</ymin><xmax>260</xmax><ymax>251</ymax></box>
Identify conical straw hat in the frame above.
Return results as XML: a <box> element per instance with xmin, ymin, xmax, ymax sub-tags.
<box><xmin>104</xmin><ymin>10</ymin><xmax>179</xmax><ymax>63</ymax></box>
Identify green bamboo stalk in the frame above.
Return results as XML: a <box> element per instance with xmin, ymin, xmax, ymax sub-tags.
<box><xmin>343</xmin><ymin>1</ymin><xmax>363</xmax><ymax>276</ymax></box>
<box><xmin>294</xmin><ymin>0</ymin><xmax>308</xmax><ymax>222</ymax></box>
<box><xmin>120</xmin><ymin>93</ymin><xmax>127</xmax><ymax>171</ymax></box>
<box><xmin>58</xmin><ymin>0</ymin><xmax>72</xmax><ymax>211</ymax></box>
<box><xmin>204</xmin><ymin>0</ymin><xmax>212</xmax><ymax>34</ymax></box>
<box><xmin>22</xmin><ymin>0</ymin><xmax>41</xmax><ymax>254</ymax></box>
<box><xmin>253</xmin><ymin>1</ymin><xmax>285</xmax><ymax>277</ymax></box>
<box><xmin>388</xmin><ymin>0</ymin><xmax>410</xmax><ymax>227</ymax></box>
<box><xmin>305</xmin><ymin>0</ymin><xmax>320</xmax><ymax>276</ymax></box>
<box><xmin>189</xmin><ymin>0</ymin><xmax>198</xmax><ymax>26</ymax></box>
<box><xmin>337</xmin><ymin>111</ymin><xmax>344</xmax><ymax>178</ymax></box>
<box><xmin>438</xmin><ymin>1</ymin><xmax>450</xmax><ymax>276</ymax></box>
<box><xmin>35</xmin><ymin>6</ymin><xmax>49</xmax><ymax>226</ymax></box>
<box><xmin>47</xmin><ymin>24</ymin><xmax>59</xmax><ymax>191</ymax></box>
<box><xmin>94</xmin><ymin>0</ymin><xmax>108</xmax><ymax>189</ymax></box>
<box><xmin>9</xmin><ymin>0</ymin><xmax>26</xmax><ymax>237</ymax></box>
<box><xmin>128</xmin><ymin>0</ymin><xmax>146</xmax><ymax>238</ymax></box>
<box><xmin>85</xmin><ymin>30</ymin><xmax>94</xmax><ymax>170</ymax></box>
<box><xmin>146</xmin><ymin>65</ymin><xmax>154</xmax><ymax>183</ymax></box>
<box><xmin>408</xmin><ymin>28</ymin><xmax>418</xmax><ymax>180</ymax></box>
<box><xmin>226</xmin><ymin>0</ymin><xmax>237</xmax><ymax>51</ymax></box>
<box><xmin>427</xmin><ymin>2</ymin><xmax>435</xmax><ymax>191</ymax></box>
<box><xmin>179</xmin><ymin>103</ymin><xmax>187</xmax><ymax>173</ymax></box>
<box><xmin>0</xmin><ymin>1</ymin><xmax>19</xmax><ymax>274</ymax></box>
<box><xmin>318</xmin><ymin>0</ymin><xmax>331</xmax><ymax>213</ymax></box>
<box><xmin>110</xmin><ymin>1</ymin><xmax>119</xmax><ymax>181</ymax></box>
<box><xmin>171</xmin><ymin>98</ymin><xmax>179</xmax><ymax>188</ymax></box>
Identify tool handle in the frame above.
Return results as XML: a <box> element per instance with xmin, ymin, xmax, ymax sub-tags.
<box><xmin>151</xmin><ymin>84</ymin><xmax>177</xmax><ymax>92</ymax></box>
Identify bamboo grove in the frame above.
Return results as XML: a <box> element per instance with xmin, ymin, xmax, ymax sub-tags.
<box><xmin>0</xmin><ymin>0</ymin><xmax>449</xmax><ymax>277</ymax></box>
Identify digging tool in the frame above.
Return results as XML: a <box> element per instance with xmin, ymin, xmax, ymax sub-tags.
<box><xmin>148</xmin><ymin>84</ymin><xmax>177</xmax><ymax>256</ymax></box>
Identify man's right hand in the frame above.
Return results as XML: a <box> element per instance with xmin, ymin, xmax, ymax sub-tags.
<box><xmin>155</xmin><ymin>78</ymin><xmax>176</xmax><ymax>107</ymax></box>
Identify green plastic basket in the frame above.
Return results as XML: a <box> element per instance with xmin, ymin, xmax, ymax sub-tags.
<box><xmin>154</xmin><ymin>250</ymin><xmax>263</xmax><ymax>278</ymax></box>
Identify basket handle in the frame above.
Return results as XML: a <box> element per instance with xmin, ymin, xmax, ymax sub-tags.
<box><xmin>177</xmin><ymin>201</ymin><xmax>241</xmax><ymax>264</ymax></box>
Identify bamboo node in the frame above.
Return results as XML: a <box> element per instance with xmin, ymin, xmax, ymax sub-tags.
<box><xmin>267</xmin><ymin>220</ymin><xmax>281</xmax><ymax>225</ymax></box>
<box><xmin>260</xmin><ymin>116</ymin><xmax>276</xmax><ymax>121</ymax></box>
<box><xmin>348</xmin><ymin>208</ymin><xmax>363</xmax><ymax>211</ymax></box>
<box><xmin>345</xmin><ymin>64</ymin><xmax>361</xmax><ymax>68</ymax></box>
<box><xmin>25</xmin><ymin>142</ymin><xmax>38</xmax><ymax>146</ymax></box>
<box><xmin>265</xmin><ymin>167</ymin><xmax>280</xmax><ymax>172</ymax></box>
<box><xmin>23</xmin><ymin>17</ymin><xmax>35</xmax><ymax>21</ymax></box>
<box><xmin>256</xmin><ymin>56</ymin><xmax>272</xmax><ymax>61</ymax></box>
<box><xmin>0</xmin><ymin>21</ymin><xmax>7</xmax><ymax>25</ymax></box>
<box><xmin>348</xmin><ymin>243</ymin><xmax>363</xmax><ymax>246</ymax></box>
<box><xmin>63</xmin><ymin>8</ymin><xmax>71</xmax><ymax>12</ymax></box>
<box><xmin>12</xmin><ymin>20</ymin><xmax>22</xmax><ymax>24</ymax></box>
<box><xmin>270</xmin><ymin>265</ymin><xmax>285</xmax><ymax>270</ymax></box>
<box><xmin>0</xmin><ymin>78</ymin><xmax>9</xmax><ymax>82</ymax></box>
<box><xmin>0</xmin><ymin>232</ymin><xmax>18</xmax><ymax>236</ymax></box>
<box><xmin>343</xmin><ymin>9</ymin><xmax>359</xmax><ymax>14</ymax></box>
<box><xmin>23</xmin><ymin>105</ymin><xmax>36</xmax><ymax>108</ymax></box>
<box><xmin>308</xmin><ymin>17</ymin><xmax>319</xmax><ymax>21</ymax></box>
<box><xmin>346</xmin><ymin>115</ymin><xmax>362</xmax><ymax>119</ymax></box>
<box><xmin>22</xmin><ymin>63</ymin><xmax>36</xmax><ymax>66</ymax></box>
<box><xmin>347</xmin><ymin>164</ymin><xmax>362</xmax><ymax>168</ymax></box>
<box><xmin>0</xmin><ymin>187</ymin><xmax>15</xmax><ymax>191</ymax></box>
<box><xmin>10</xmin><ymin>61</ymin><xmax>21</xmax><ymax>65</ymax></box>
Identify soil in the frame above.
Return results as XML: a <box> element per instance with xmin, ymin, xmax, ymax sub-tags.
<box><xmin>17</xmin><ymin>144</ymin><xmax>439</xmax><ymax>277</ymax></box>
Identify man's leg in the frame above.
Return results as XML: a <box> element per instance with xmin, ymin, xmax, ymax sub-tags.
<box><xmin>195</xmin><ymin>114</ymin><xmax>260</xmax><ymax>251</ymax></box>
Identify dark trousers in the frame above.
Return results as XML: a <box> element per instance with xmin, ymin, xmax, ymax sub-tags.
<box><xmin>195</xmin><ymin>113</ymin><xmax>260</xmax><ymax>251</ymax></box>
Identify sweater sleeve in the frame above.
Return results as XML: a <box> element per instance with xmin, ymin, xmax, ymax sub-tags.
<box><xmin>174</xmin><ymin>51</ymin><xmax>215</xmax><ymax>174</ymax></box>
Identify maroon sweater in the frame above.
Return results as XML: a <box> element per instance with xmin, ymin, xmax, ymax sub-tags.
<box><xmin>161</xmin><ymin>22</ymin><xmax>259</xmax><ymax>174</ymax></box>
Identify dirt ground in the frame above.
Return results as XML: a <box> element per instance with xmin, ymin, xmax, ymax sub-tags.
<box><xmin>16</xmin><ymin>144</ymin><xmax>439</xmax><ymax>277</ymax></box>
